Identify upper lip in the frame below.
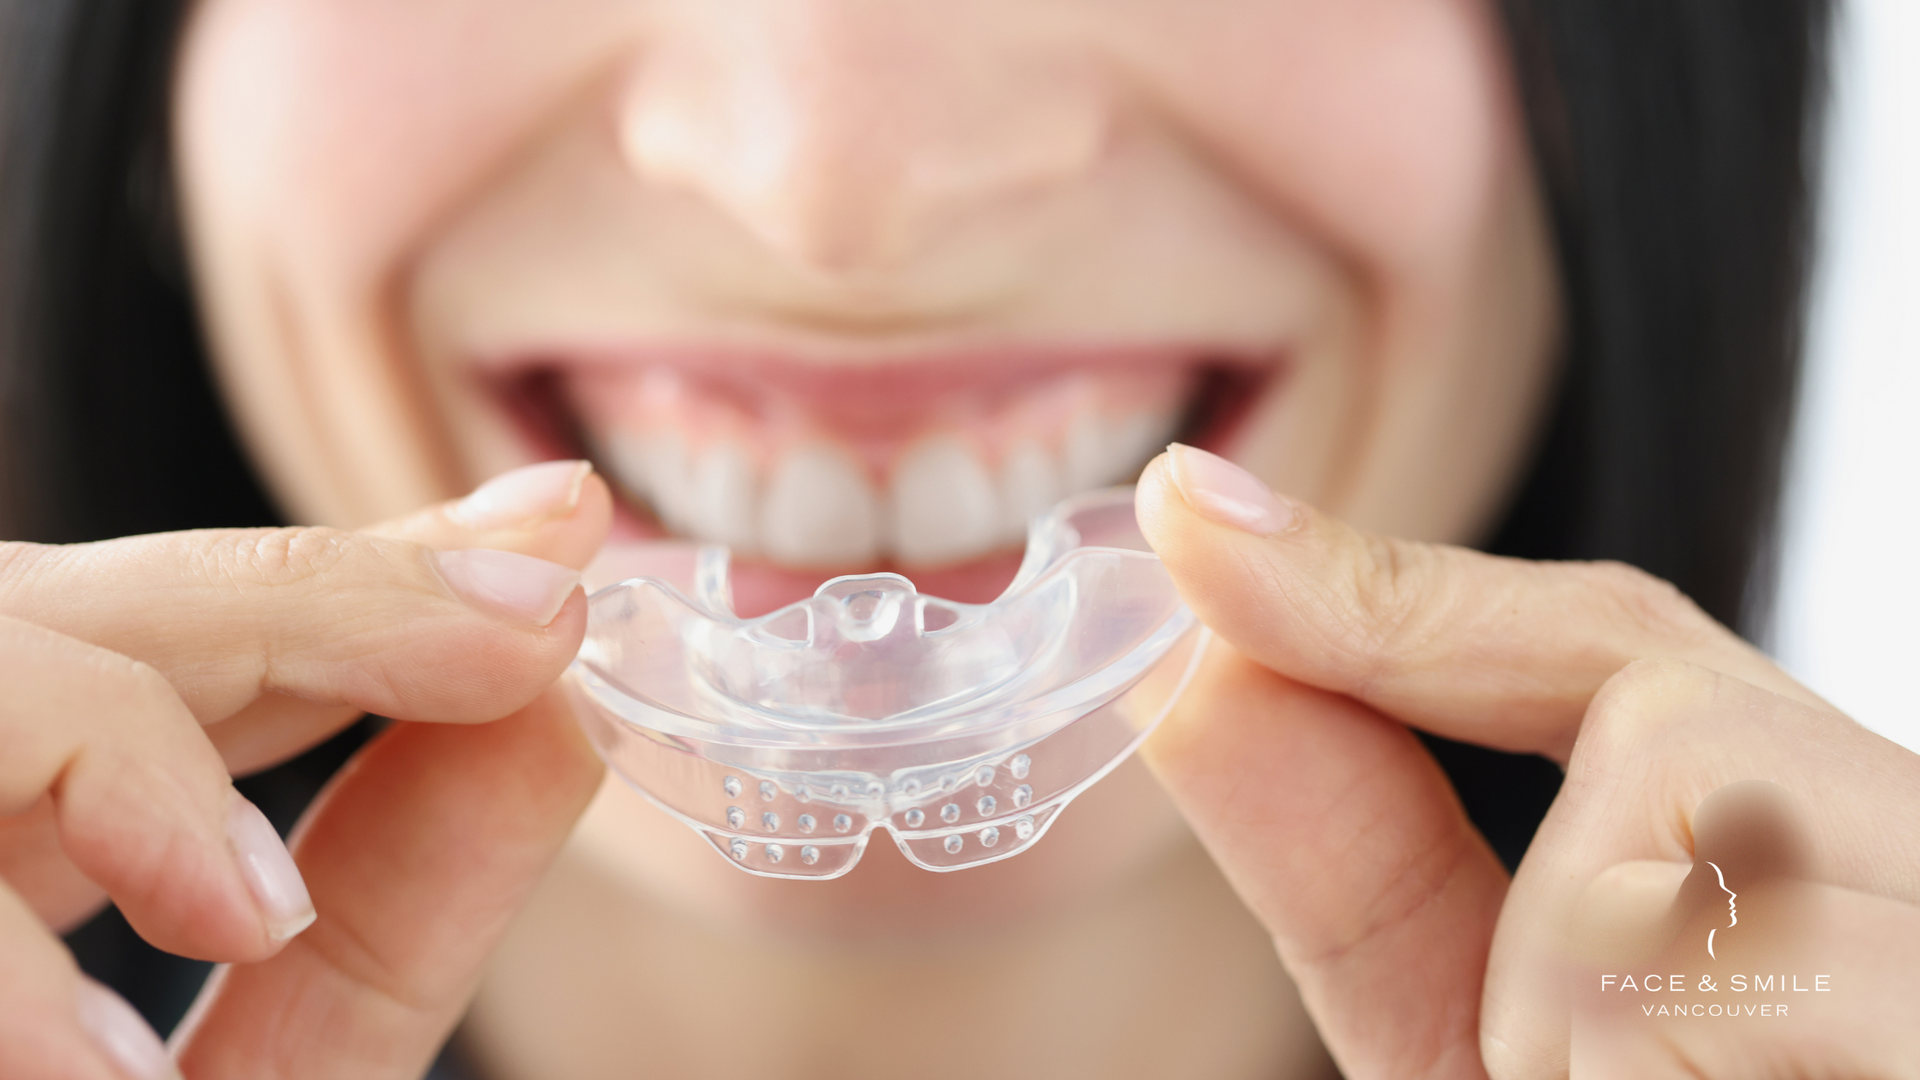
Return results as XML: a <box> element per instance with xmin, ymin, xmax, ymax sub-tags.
<box><xmin>473</xmin><ymin>339</ymin><xmax>1278</xmax><ymax>441</ymax></box>
<box><xmin>472</xmin><ymin>339</ymin><xmax>1273</xmax><ymax>386</ymax></box>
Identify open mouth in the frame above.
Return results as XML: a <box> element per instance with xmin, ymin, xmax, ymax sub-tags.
<box><xmin>483</xmin><ymin>345</ymin><xmax>1275</xmax><ymax>612</ymax></box>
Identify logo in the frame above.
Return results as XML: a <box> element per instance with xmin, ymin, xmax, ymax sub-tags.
<box><xmin>1595</xmin><ymin>852</ymin><xmax>1833</xmax><ymax>1017</ymax></box>
<box><xmin>1705</xmin><ymin>860</ymin><xmax>1737</xmax><ymax>960</ymax></box>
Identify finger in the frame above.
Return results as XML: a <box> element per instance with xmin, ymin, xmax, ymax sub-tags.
<box><xmin>0</xmin><ymin>879</ymin><xmax>179</xmax><ymax>1080</ymax></box>
<box><xmin>1484</xmin><ymin>662</ymin><xmax>1920</xmax><ymax>1078</ymax></box>
<box><xmin>201</xmin><ymin>461</ymin><xmax>613</xmax><ymax>776</ymax></box>
<box><xmin>0</xmin><ymin>470</ymin><xmax>603</xmax><ymax>730</ymax></box>
<box><xmin>1135</xmin><ymin>446</ymin><xmax>1824</xmax><ymax>762</ymax></box>
<box><xmin>1571</xmin><ymin>873</ymin><xmax>1920</xmax><ymax>1077</ymax></box>
<box><xmin>172</xmin><ymin>689</ymin><xmax>603</xmax><ymax>1079</ymax></box>
<box><xmin>362</xmin><ymin>459</ymin><xmax>611</xmax><ymax>568</ymax></box>
<box><xmin>1564</xmin><ymin>860</ymin><xmax>1691</xmax><ymax>969</ymax></box>
<box><xmin>1144</xmin><ymin>641</ymin><xmax>1506</xmax><ymax>1080</ymax></box>
<box><xmin>0</xmin><ymin>614</ymin><xmax>311</xmax><ymax>959</ymax></box>
<box><xmin>0</xmin><ymin>798</ymin><xmax>106</xmax><ymax>932</ymax></box>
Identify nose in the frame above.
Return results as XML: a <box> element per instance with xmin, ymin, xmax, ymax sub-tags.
<box><xmin>618</xmin><ymin>0</ymin><xmax>1111</xmax><ymax>276</ymax></box>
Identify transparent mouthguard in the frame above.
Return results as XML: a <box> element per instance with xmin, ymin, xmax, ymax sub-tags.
<box><xmin>564</xmin><ymin>487</ymin><xmax>1209</xmax><ymax>880</ymax></box>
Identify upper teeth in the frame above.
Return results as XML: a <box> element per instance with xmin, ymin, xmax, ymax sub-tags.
<box><xmin>762</xmin><ymin>443</ymin><xmax>883</xmax><ymax>566</ymax></box>
<box><xmin>889</xmin><ymin>436</ymin><xmax>1003</xmax><ymax>565</ymax></box>
<box><xmin>600</xmin><ymin>409</ymin><xmax>1176</xmax><ymax>569</ymax></box>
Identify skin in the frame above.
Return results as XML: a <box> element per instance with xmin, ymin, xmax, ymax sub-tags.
<box><xmin>1134</xmin><ymin>453</ymin><xmax>1920</xmax><ymax>1077</ymax></box>
<box><xmin>0</xmin><ymin>0</ymin><xmax>1914</xmax><ymax>1078</ymax></box>
<box><xmin>170</xmin><ymin>1</ymin><xmax>1552</xmax><ymax>1075</ymax></box>
<box><xmin>0</xmin><ymin>482</ymin><xmax>614</xmax><ymax>1080</ymax></box>
<box><xmin>172</xmin><ymin>0</ymin><xmax>1556</xmax><ymax>541</ymax></box>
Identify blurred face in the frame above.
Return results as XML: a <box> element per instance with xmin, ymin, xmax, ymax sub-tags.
<box><xmin>174</xmin><ymin>0</ymin><xmax>1556</xmax><ymax>927</ymax></box>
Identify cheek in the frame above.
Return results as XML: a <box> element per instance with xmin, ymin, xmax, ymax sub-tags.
<box><xmin>1123</xmin><ymin>0</ymin><xmax>1518</xmax><ymax>289</ymax></box>
<box><xmin>1128</xmin><ymin>0</ymin><xmax>1555</xmax><ymax>540</ymax></box>
<box><xmin>174</xmin><ymin>0</ymin><xmax>644</xmax><ymax>523</ymax></box>
<box><xmin>178</xmin><ymin>0</ymin><xmax>633</xmax><ymax>290</ymax></box>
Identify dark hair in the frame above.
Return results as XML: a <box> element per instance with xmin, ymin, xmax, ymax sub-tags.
<box><xmin>0</xmin><ymin>0</ymin><xmax>1830</xmax><ymax>1039</ymax></box>
<box><xmin>0</xmin><ymin>0</ymin><xmax>274</xmax><ymax>544</ymax></box>
<box><xmin>1490</xmin><ymin>0</ymin><xmax>1829</xmax><ymax>641</ymax></box>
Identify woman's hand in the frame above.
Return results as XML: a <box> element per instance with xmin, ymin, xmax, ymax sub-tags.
<box><xmin>0</xmin><ymin>462</ymin><xmax>612</xmax><ymax>1080</ymax></box>
<box><xmin>1134</xmin><ymin>445</ymin><xmax>1920</xmax><ymax>1079</ymax></box>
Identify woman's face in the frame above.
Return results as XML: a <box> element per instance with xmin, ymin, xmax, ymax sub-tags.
<box><xmin>174</xmin><ymin>0</ymin><xmax>1555</xmax><ymax>927</ymax></box>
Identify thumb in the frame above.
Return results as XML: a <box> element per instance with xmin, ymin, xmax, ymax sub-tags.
<box><xmin>1134</xmin><ymin>445</ymin><xmax>1816</xmax><ymax>764</ymax></box>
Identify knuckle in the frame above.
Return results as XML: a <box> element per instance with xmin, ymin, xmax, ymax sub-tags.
<box><xmin>1568</xmin><ymin>658</ymin><xmax>1738</xmax><ymax>866</ymax></box>
<box><xmin>1337</xmin><ymin>535</ymin><xmax>1451</xmax><ymax>686</ymax></box>
<box><xmin>1579</xmin><ymin>560</ymin><xmax>1719</xmax><ymax>646</ymax></box>
<box><xmin>193</xmin><ymin>526</ymin><xmax>356</xmax><ymax>593</ymax></box>
<box><xmin>1580</xmin><ymin>657</ymin><xmax>1717</xmax><ymax>750</ymax></box>
<box><xmin>0</xmin><ymin>539</ymin><xmax>41</xmax><ymax>576</ymax></box>
<box><xmin>0</xmin><ymin>540</ymin><xmax>54</xmax><ymax>603</ymax></box>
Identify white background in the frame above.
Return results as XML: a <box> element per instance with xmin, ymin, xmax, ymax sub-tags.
<box><xmin>1775</xmin><ymin>0</ymin><xmax>1920</xmax><ymax>752</ymax></box>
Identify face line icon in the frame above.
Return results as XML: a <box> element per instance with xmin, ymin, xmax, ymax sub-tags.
<box><xmin>1705</xmin><ymin>860</ymin><xmax>1737</xmax><ymax>959</ymax></box>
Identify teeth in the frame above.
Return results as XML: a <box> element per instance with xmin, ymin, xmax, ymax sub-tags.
<box><xmin>890</xmin><ymin>437</ymin><xmax>1002</xmax><ymax>566</ymax></box>
<box><xmin>1063</xmin><ymin>408</ymin><xmax>1176</xmax><ymax>493</ymax></box>
<box><xmin>604</xmin><ymin>430</ymin><xmax>694</xmax><ymax>532</ymax></box>
<box><xmin>690</xmin><ymin>441</ymin><xmax>758</xmax><ymax>553</ymax></box>
<box><xmin>760</xmin><ymin>443</ymin><xmax>883</xmax><ymax>567</ymax></box>
<box><xmin>1110</xmin><ymin>412</ymin><xmax>1177</xmax><ymax>480</ymax></box>
<box><xmin>1061</xmin><ymin>409</ymin><xmax>1108</xmax><ymax>493</ymax></box>
<box><xmin>602</xmin><ymin>434</ymin><xmax>650</xmax><ymax>502</ymax></box>
<box><xmin>999</xmin><ymin>439</ymin><xmax>1061</xmax><ymax>541</ymax></box>
<box><xmin>599</xmin><ymin>410</ymin><xmax>1179</xmax><ymax>569</ymax></box>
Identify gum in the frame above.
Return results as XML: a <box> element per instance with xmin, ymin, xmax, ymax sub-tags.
<box><xmin>568</xmin><ymin>360</ymin><xmax>1191</xmax><ymax>481</ymax></box>
<box><xmin>565</xmin><ymin>488</ymin><xmax>1208</xmax><ymax>879</ymax></box>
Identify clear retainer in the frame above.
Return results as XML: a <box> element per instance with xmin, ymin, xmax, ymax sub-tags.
<box><xmin>564</xmin><ymin>488</ymin><xmax>1209</xmax><ymax>880</ymax></box>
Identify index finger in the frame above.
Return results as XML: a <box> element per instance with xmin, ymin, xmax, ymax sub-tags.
<box><xmin>1134</xmin><ymin>445</ymin><xmax>1825</xmax><ymax>761</ymax></box>
<box><xmin>197</xmin><ymin>462</ymin><xmax>615</xmax><ymax>774</ymax></box>
<box><xmin>0</xmin><ymin>471</ymin><xmax>607</xmax><ymax>726</ymax></box>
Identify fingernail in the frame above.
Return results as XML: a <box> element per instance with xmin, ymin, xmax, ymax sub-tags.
<box><xmin>1166</xmin><ymin>444</ymin><xmax>1298</xmax><ymax>536</ymax></box>
<box><xmin>225</xmin><ymin>793</ymin><xmax>316</xmax><ymax>942</ymax></box>
<box><xmin>76</xmin><ymin>975</ymin><xmax>181</xmax><ymax>1080</ymax></box>
<box><xmin>434</xmin><ymin>548</ymin><xmax>581</xmax><ymax>626</ymax></box>
<box><xmin>447</xmin><ymin>460</ymin><xmax>591</xmax><ymax>530</ymax></box>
